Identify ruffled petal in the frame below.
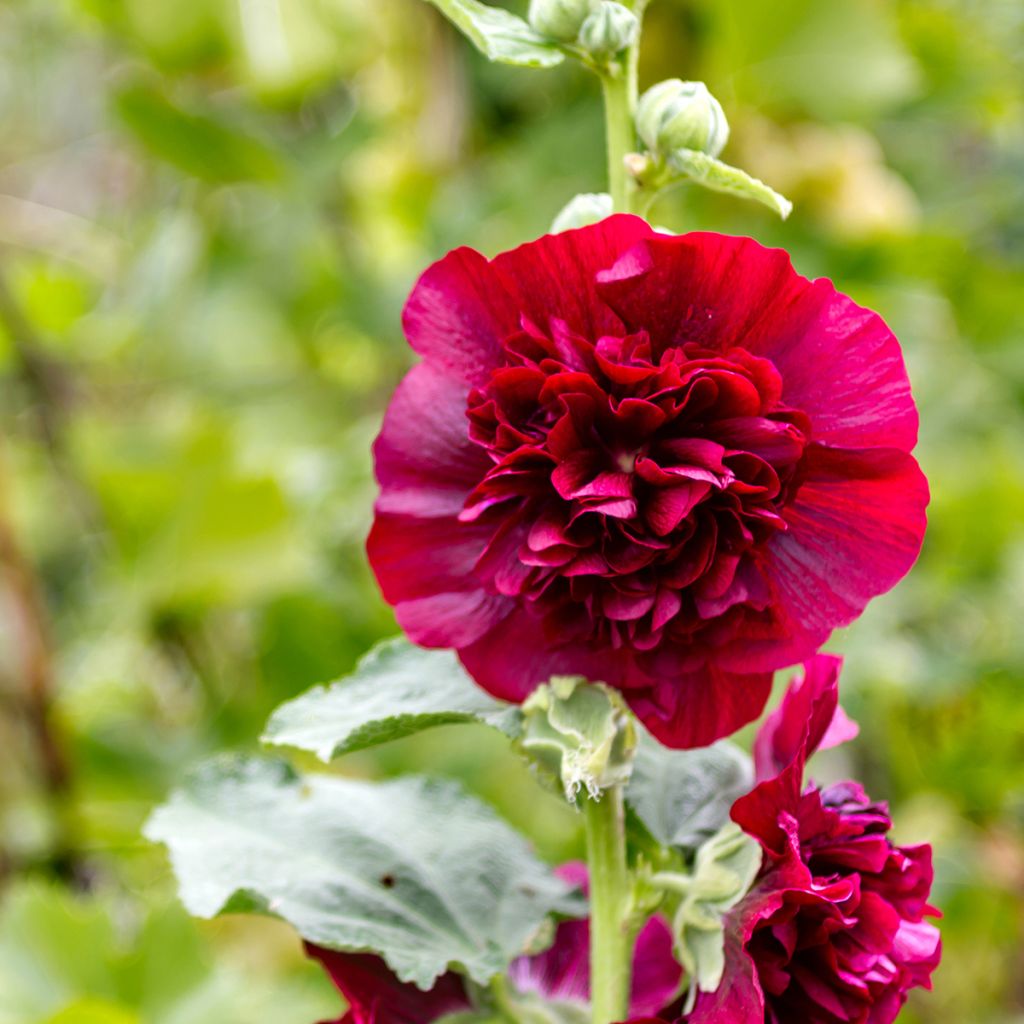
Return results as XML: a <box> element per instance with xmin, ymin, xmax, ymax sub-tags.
<box><xmin>625</xmin><ymin>664</ymin><xmax>773</xmax><ymax>750</ymax></box>
<box><xmin>492</xmin><ymin>215</ymin><xmax>654</xmax><ymax>341</ymax></box>
<box><xmin>596</xmin><ymin>233</ymin><xmax>919</xmax><ymax>450</ymax></box>
<box><xmin>762</xmin><ymin>445</ymin><xmax>928</xmax><ymax>643</ymax></box>
<box><xmin>402</xmin><ymin>247</ymin><xmax>521</xmax><ymax>386</ymax></box>
<box><xmin>373</xmin><ymin>362</ymin><xmax>490</xmax><ymax>518</ymax></box>
<box><xmin>306</xmin><ymin>946</ymin><xmax>469</xmax><ymax>1024</ymax></box>
<box><xmin>753</xmin><ymin>654</ymin><xmax>858</xmax><ymax>782</ymax></box>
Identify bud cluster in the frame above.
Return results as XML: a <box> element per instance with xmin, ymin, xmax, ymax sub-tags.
<box><xmin>528</xmin><ymin>0</ymin><xmax>638</xmax><ymax>61</ymax></box>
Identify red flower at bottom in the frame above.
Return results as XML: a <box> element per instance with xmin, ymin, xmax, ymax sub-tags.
<box><xmin>688</xmin><ymin>656</ymin><xmax>941</xmax><ymax>1024</ymax></box>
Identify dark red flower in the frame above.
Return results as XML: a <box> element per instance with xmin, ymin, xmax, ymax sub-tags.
<box><xmin>688</xmin><ymin>655</ymin><xmax>941</xmax><ymax>1024</ymax></box>
<box><xmin>368</xmin><ymin>216</ymin><xmax>927</xmax><ymax>747</ymax></box>
<box><xmin>308</xmin><ymin>863</ymin><xmax>681</xmax><ymax>1024</ymax></box>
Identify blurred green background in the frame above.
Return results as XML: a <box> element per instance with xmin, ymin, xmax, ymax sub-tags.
<box><xmin>0</xmin><ymin>0</ymin><xmax>1021</xmax><ymax>1020</ymax></box>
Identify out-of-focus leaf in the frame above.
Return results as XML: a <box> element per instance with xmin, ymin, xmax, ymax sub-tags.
<box><xmin>146</xmin><ymin>756</ymin><xmax>584</xmax><ymax>989</ymax></box>
<box><xmin>114</xmin><ymin>83</ymin><xmax>284</xmax><ymax>183</ymax></box>
<box><xmin>263</xmin><ymin>637</ymin><xmax>522</xmax><ymax>760</ymax></box>
<box><xmin>425</xmin><ymin>0</ymin><xmax>565</xmax><ymax>68</ymax></box>
<box><xmin>0</xmin><ymin>883</ymin><xmax>335</xmax><ymax>1024</ymax></box>
<box><xmin>626</xmin><ymin>732</ymin><xmax>753</xmax><ymax>851</ymax></box>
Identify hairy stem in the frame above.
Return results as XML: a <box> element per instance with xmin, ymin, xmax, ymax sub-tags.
<box><xmin>584</xmin><ymin>785</ymin><xmax>632</xmax><ymax>1024</ymax></box>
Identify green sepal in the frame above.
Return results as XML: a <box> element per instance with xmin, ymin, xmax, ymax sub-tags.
<box><xmin>520</xmin><ymin>677</ymin><xmax>636</xmax><ymax>802</ymax></box>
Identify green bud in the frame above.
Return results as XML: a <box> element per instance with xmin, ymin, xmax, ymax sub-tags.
<box><xmin>520</xmin><ymin>676</ymin><xmax>636</xmax><ymax>802</ymax></box>
<box><xmin>650</xmin><ymin>823</ymin><xmax>761</xmax><ymax>1013</ymax></box>
<box><xmin>551</xmin><ymin>192</ymin><xmax>613</xmax><ymax>232</ymax></box>
<box><xmin>578</xmin><ymin>1</ymin><xmax>638</xmax><ymax>59</ymax></box>
<box><xmin>528</xmin><ymin>0</ymin><xmax>595</xmax><ymax>42</ymax></box>
<box><xmin>636</xmin><ymin>79</ymin><xmax>730</xmax><ymax>159</ymax></box>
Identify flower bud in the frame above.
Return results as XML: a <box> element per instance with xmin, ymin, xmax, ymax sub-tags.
<box><xmin>520</xmin><ymin>676</ymin><xmax>636</xmax><ymax>802</ymax></box>
<box><xmin>578</xmin><ymin>1</ymin><xmax>638</xmax><ymax>59</ymax></box>
<box><xmin>551</xmin><ymin>192</ymin><xmax>613</xmax><ymax>232</ymax></box>
<box><xmin>636</xmin><ymin>79</ymin><xmax>730</xmax><ymax>159</ymax></box>
<box><xmin>527</xmin><ymin>0</ymin><xmax>594</xmax><ymax>42</ymax></box>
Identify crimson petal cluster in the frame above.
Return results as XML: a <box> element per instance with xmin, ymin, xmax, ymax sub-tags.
<box><xmin>368</xmin><ymin>216</ymin><xmax>927</xmax><ymax>748</ymax></box>
<box><xmin>688</xmin><ymin>656</ymin><xmax>941</xmax><ymax>1023</ymax></box>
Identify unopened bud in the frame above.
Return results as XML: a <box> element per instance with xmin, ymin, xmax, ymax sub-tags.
<box><xmin>551</xmin><ymin>192</ymin><xmax>613</xmax><ymax>232</ymax></box>
<box><xmin>578</xmin><ymin>1</ymin><xmax>638</xmax><ymax>59</ymax></box>
<box><xmin>520</xmin><ymin>676</ymin><xmax>636</xmax><ymax>802</ymax></box>
<box><xmin>528</xmin><ymin>0</ymin><xmax>594</xmax><ymax>42</ymax></box>
<box><xmin>636</xmin><ymin>79</ymin><xmax>729</xmax><ymax>159</ymax></box>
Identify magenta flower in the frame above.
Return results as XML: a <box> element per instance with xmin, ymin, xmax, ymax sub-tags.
<box><xmin>307</xmin><ymin>863</ymin><xmax>681</xmax><ymax>1024</ymax></box>
<box><xmin>368</xmin><ymin>215</ymin><xmax>927</xmax><ymax>747</ymax></box>
<box><xmin>688</xmin><ymin>655</ymin><xmax>941</xmax><ymax>1023</ymax></box>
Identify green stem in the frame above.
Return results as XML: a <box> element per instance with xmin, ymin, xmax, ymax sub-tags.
<box><xmin>601</xmin><ymin>71</ymin><xmax>633</xmax><ymax>214</ymax></box>
<box><xmin>584</xmin><ymin>786</ymin><xmax>632</xmax><ymax>1024</ymax></box>
<box><xmin>598</xmin><ymin>1</ymin><xmax>646</xmax><ymax>214</ymax></box>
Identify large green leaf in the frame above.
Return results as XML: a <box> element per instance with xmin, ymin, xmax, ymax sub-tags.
<box><xmin>625</xmin><ymin>733</ymin><xmax>753</xmax><ymax>851</ymax></box>
<box><xmin>145</xmin><ymin>757</ymin><xmax>581</xmax><ymax>989</ymax></box>
<box><xmin>263</xmin><ymin>637</ymin><xmax>522</xmax><ymax>760</ymax></box>
<box><xmin>425</xmin><ymin>0</ymin><xmax>565</xmax><ymax>68</ymax></box>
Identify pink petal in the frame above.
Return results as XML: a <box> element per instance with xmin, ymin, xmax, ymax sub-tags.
<box><xmin>373</xmin><ymin>363</ymin><xmax>490</xmax><ymax>518</ymax></box>
<box><xmin>596</xmin><ymin>233</ymin><xmax>919</xmax><ymax>451</ymax></box>
<box><xmin>625</xmin><ymin>664</ymin><xmax>773</xmax><ymax>750</ymax></box>
<box><xmin>491</xmin><ymin>215</ymin><xmax>655</xmax><ymax>341</ymax></box>
<box><xmin>764</xmin><ymin>445</ymin><xmax>928</xmax><ymax>641</ymax></box>
<box><xmin>305</xmin><ymin>945</ymin><xmax>470</xmax><ymax>1024</ymax></box>
<box><xmin>402</xmin><ymin>246</ymin><xmax>520</xmax><ymax>386</ymax></box>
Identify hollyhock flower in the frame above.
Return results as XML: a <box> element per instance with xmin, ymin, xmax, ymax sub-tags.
<box><xmin>368</xmin><ymin>216</ymin><xmax>927</xmax><ymax>748</ymax></box>
<box><xmin>308</xmin><ymin>863</ymin><xmax>681</xmax><ymax>1024</ymax></box>
<box><xmin>688</xmin><ymin>655</ymin><xmax>941</xmax><ymax>1023</ymax></box>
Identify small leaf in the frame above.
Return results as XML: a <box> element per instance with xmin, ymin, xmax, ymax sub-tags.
<box><xmin>145</xmin><ymin>756</ymin><xmax>582</xmax><ymax>989</ymax></box>
<box><xmin>425</xmin><ymin>0</ymin><xmax>565</xmax><ymax>68</ymax></box>
<box><xmin>626</xmin><ymin>731</ymin><xmax>753</xmax><ymax>851</ymax></box>
<box><xmin>263</xmin><ymin>637</ymin><xmax>522</xmax><ymax>760</ymax></box>
<box><xmin>668</xmin><ymin>149</ymin><xmax>793</xmax><ymax>219</ymax></box>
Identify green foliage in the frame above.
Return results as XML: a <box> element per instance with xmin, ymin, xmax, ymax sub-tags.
<box><xmin>425</xmin><ymin>0</ymin><xmax>565</xmax><ymax>68</ymax></box>
<box><xmin>264</xmin><ymin>637</ymin><xmax>523</xmax><ymax>760</ymax></box>
<box><xmin>626</xmin><ymin>734</ymin><xmax>753</xmax><ymax>852</ymax></box>
<box><xmin>0</xmin><ymin>0</ymin><xmax>1021</xmax><ymax>1019</ymax></box>
<box><xmin>146</xmin><ymin>756</ymin><xmax>584</xmax><ymax>988</ymax></box>
<box><xmin>0</xmin><ymin>883</ymin><xmax>334</xmax><ymax>1024</ymax></box>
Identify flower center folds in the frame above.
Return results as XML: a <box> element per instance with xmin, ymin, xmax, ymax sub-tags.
<box><xmin>461</xmin><ymin>320</ymin><xmax>810</xmax><ymax>651</ymax></box>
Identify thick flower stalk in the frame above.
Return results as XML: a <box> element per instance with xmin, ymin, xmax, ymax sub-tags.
<box><xmin>367</xmin><ymin>217</ymin><xmax>927</xmax><ymax>749</ymax></box>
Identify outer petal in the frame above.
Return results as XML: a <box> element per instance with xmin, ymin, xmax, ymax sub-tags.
<box><xmin>457</xmin><ymin>607</ymin><xmax>642</xmax><ymax>703</ymax></box>
<box><xmin>372</xmin><ymin>362</ymin><xmax>489</xmax><ymax>519</ymax></box>
<box><xmin>753</xmin><ymin>654</ymin><xmax>858</xmax><ymax>783</ymax></box>
<box><xmin>306</xmin><ymin>946</ymin><xmax>470</xmax><ymax>1024</ymax></box>
<box><xmin>596</xmin><ymin>233</ymin><xmax>919</xmax><ymax>450</ymax></box>
<box><xmin>403</xmin><ymin>247</ymin><xmax>521</xmax><ymax>386</ymax></box>
<box><xmin>492</xmin><ymin>215</ymin><xmax>655</xmax><ymax>341</ymax></box>
<box><xmin>625</xmin><ymin>665</ymin><xmax>773</xmax><ymax>750</ymax></box>
<box><xmin>760</xmin><ymin>445</ymin><xmax>928</xmax><ymax>650</ymax></box>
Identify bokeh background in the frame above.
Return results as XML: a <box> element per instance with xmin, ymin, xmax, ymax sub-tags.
<box><xmin>0</xmin><ymin>0</ymin><xmax>1021</xmax><ymax>1020</ymax></box>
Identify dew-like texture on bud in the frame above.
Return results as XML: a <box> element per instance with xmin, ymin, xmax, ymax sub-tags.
<box><xmin>578</xmin><ymin>1</ymin><xmax>639</xmax><ymax>58</ymax></box>
<box><xmin>528</xmin><ymin>0</ymin><xmax>594</xmax><ymax>42</ymax></box>
<box><xmin>637</xmin><ymin>79</ymin><xmax>730</xmax><ymax>158</ymax></box>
